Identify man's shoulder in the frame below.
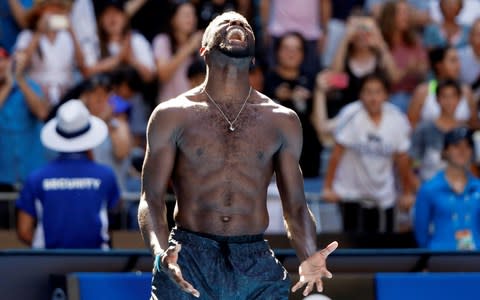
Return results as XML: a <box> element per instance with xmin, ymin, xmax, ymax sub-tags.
<box><xmin>151</xmin><ymin>91</ymin><xmax>199</xmax><ymax>119</ymax></box>
<box><xmin>155</xmin><ymin>87</ymin><xmax>203</xmax><ymax>110</ymax></box>
<box><xmin>255</xmin><ymin>91</ymin><xmax>298</xmax><ymax>119</ymax></box>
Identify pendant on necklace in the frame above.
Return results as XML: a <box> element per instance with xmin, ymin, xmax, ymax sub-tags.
<box><xmin>229</xmin><ymin>125</ymin><xmax>235</xmax><ymax>132</ymax></box>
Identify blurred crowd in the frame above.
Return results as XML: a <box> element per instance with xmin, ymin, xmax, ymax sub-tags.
<box><xmin>1</xmin><ymin>0</ymin><xmax>480</xmax><ymax>250</ymax></box>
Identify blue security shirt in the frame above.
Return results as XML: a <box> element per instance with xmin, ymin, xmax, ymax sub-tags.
<box><xmin>414</xmin><ymin>171</ymin><xmax>480</xmax><ymax>250</ymax></box>
<box><xmin>16</xmin><ymin>153</ymin><xmax>120</xmax><ymax>249</ymax></box>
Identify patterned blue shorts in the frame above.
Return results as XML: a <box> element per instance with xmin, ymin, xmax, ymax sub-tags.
<box><xmin>151</xmin><ymin>227</ymin><xmax>291</xmax><ymax>300</ymax></box>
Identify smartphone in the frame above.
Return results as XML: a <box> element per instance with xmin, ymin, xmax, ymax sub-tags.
<box><xmin>48</xmin><ymin>15</ymin><xmax>69</xmax><ymax>31</ymax></box>
<box><xmin>327</xmin><ymin>73</ymin><xmax>349</xmax><ymax>89</ymax></box>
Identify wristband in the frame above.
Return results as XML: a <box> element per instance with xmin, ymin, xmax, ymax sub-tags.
<box><xmin>154</xmin><ymin>253</ymin><xmax>167</xmax><ymax>272</ymax></box>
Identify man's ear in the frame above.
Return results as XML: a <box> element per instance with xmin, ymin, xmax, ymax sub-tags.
<box><xmin>200</xmin><ymin>47</ymin><xmax>208</xmax><ymax>57</ymax></box>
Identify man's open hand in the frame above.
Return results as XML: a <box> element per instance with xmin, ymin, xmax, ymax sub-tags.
<box><xmin>160</xmin><ymin>244</ymin><xmax>200</xmax><ymax>298</ymax></box>
<box><xmin>292</xmin><ymin>241</ymin><xmax>338</xmax><ymax>296</ymax></box>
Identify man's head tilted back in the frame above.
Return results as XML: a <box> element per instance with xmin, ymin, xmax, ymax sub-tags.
<box><xmin>201</xmin><ymin>11</ymin><xmax>255</xmax><ymax>59</ymax></box>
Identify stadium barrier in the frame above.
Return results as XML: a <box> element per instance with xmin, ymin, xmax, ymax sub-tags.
<box><xmin>2</xmin><ymin>249</ymin><xmax>480</xmax><ymax>300</ymax></box>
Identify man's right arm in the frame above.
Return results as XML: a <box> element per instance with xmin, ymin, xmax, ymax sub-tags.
<box><xmin>138</xmin><ymin>103</ymin><xmax>178</xmax><ymax>256</ymax></box>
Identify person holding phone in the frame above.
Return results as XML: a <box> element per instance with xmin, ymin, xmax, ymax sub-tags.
<box><xmin>13</xmin><ymin>0</ymin><xmax>86</xmax><ymax>105</ymax></box>
<box><xmin>329</xmin><ymin>15</ymin><xmax>401</xmax><ymax>118</ymax></box>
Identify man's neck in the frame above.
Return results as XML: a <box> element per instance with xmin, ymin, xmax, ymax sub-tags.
<box><xmin>203</xmin><ymin>54</ymin><xmax>251</xmax><ymax>103</ymax></box>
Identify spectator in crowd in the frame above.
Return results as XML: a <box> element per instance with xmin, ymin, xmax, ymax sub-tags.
<box><xmin>423</xmin><ymin>0</ymin><xmax>470</xmax><ymax>49</ymax></box>
<box><xmin>378</xmin><ymin>0</ymin><xmax>428</xmax><ymax>113</ymax></box>
<box><xmin>410</xmin><ymin>79</ymin><xmax>464</xmax><ymax>183</ymax></box>
<box><xmin>1</xmin><ymin>0</ymin><xmax>34</xmax><ymax>51</ymax></box>
<box><xmin>0</xmin><ymin>48</ymin><xmax>48</xmax><ymax>191</ymax></box>
<box><xmin>322</xmin><ymin>73</ymin><xmax>412</xmax><ymax>233</ymax></box>
<box><xmin>261</xmin><ymin>0</ymin><xmax>331</xmax><ymax>74</ymax></box>
<box><xmin>153</xmin><ymin>1</ymin><xmax>202</xmax><ymax>103</ymax></box>
<box><xmin>84</xmin><ymin>0</ymin><xmax>155</xmax><ymax>83</ymax></box>
<box><xmin>459</xmin><ymin>19</ymin><xmax>480</xmax><ymax>94</ymax></box>
<box><xmin>46</xmin><ymin>72</ymin><xmax>115</xmax><ymax>120</ymax></box>
<box><xmin>16</xmin><ymin>100</ymin><xmax>120</xmax><ymax>249</ymax></box>
<box><xmin>414</xmin><ymin>126</ymin><xmax>480</xmax><ymax>250</ymax></box>
<box><xmin>408</xmin><ymin>46</ymin><xmax>478</xmax><ymax>129</ymax></box>
<box><xmin>322</xmin><ymin>0</ymin><xmax>364</xmax><ymax>67</ymax></box>
<box><xmin>328</xmin><ymin>15</ymin><xmax>400</xmax><ymax>118</ymax></box>
<box><xmin>264</xmin><ymin>32</ymin><xmax>322</xmax><ymax>178</ymax></box>
<box><xmin>109</xmin><ymin>66</ymin><xmax>146</xmax><ymax>148</ymax></box>
<box><xmin>365</xmin><ymin>0</ymin><xmax>431</xmax><ymax>27</ymax></box>
<box><xmin>429</xmin><ymin>0</ymin><xmax>480</xmax><ymax>27</ymax></box>
<box><xmin>47</xmin><ymin>72</ymin><xmax>133</xmax><ymax>192</ymax></box>
<box><xmin>90</xmin><ymin>0</ymin><xmax>154</xmax><ymax>148</ymax></box>
<box><xmin>84</xmin><ymin>75</ymin><xmax>133</xmax><ymax>194</ymax></box>
<box><xmin>14</xmin><ymin>0</ymin><xmax>86</xmax><ymax>105</ymax></box>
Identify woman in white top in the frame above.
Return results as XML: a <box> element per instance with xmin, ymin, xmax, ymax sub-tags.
<box><xmin>408</xmin><ymin>46</ymin><xmax>479</xmax><ymax>129</ymax></box>
<box><xmin>15</xmin><ymin>0</ymin><xmax>86</xmax><ymax>105</ymax></box>
<box><xmin>153</xmin><ymin>1</ymin><xmax>202</xmax><ymax>103</ymax></box>
<box><xmin>83</xmin><ymin>1</ymin><xmax>155</xmax><ymax>83</ymax></box>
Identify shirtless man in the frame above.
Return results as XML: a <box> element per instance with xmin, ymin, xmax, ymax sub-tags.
<box><xmin>138</xmin><ymin>11</ymin><xmax>338</xmax><ymax>299</ymax></box>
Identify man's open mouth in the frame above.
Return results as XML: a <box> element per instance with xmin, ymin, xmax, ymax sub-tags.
<box><xmin>226</xmin><ymin>27</ymin><xmax>246</xmax><ymax>43</ymax></box>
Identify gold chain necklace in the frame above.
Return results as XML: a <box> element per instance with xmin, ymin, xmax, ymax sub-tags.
<box><xmin>203</xmin><ymin>86</ymin><xmax>253</xmax><ymax>132</ymax></box>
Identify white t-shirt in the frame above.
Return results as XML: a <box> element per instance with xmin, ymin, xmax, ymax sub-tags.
<box><xmin>83</xmin><ymin>32</ymin><xmax>156</xmax><ymax>72</ymax></box>
<box><xmin>15</xmin><ymin>30</ymin><xmax>76</xmax><ymax>104</ymax></box>
<box><xmin>333</xmin><ymin>101</ymin><xmax>411</xmax><ymax>209</ymax></box>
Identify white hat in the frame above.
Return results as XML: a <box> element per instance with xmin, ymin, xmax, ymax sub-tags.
<box><xmin>41</xmin><ymin>100</ymin><xmax>108</xmax><ymax>152</ymax></box>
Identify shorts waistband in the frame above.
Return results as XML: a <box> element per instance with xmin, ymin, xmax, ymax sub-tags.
<box><xmin>173</xmin><ymin>227</ymin><xmax>264</xmax><ymax>244</ymax></box>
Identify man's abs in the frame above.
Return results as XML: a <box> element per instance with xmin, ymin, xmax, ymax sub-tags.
<box><xmin>173</xmin><ymin>193</ymin><xmax>270</xmax><ymax>236</ymax></box>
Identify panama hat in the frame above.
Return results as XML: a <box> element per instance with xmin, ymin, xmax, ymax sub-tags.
<box><xmin>41</xmin><ymin>100</ymin><xmax>108</xmax><ymax>152</ymax></box>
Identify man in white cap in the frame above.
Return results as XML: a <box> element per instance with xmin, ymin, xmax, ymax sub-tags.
<box><xmin>16</xmin><ymin>100</ymin><xmax>120</xmax><ymax>249</ymax></box>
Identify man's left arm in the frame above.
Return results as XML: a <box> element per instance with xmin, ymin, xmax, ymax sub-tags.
<box><xmin>274</xmin><ymin>110</ymin><xmax>338</xmax><ymax>296</ymax></box>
